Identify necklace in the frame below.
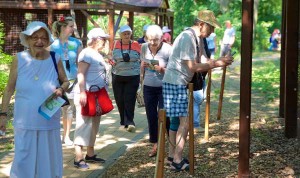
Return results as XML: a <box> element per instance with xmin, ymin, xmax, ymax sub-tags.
<box><xmin>31</xmin><ymin>59</ymin><xmax>44</xmax><ymax>81</ymax></box>
<box><xmin>61</xmin><ymin>40</ymin><xmax>69</xmax><ymax>61</ymax></box>
<box><xmin>61</xmin><ymin>40</ymin><xmax>71</xmax><ymax>72</ymax></box>
<box><xmin>148</xmin><ymin>43</ymin><xmax>163</xmax><ymax>59</ymax></box>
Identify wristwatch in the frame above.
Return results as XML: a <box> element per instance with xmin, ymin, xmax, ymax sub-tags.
<box><xmin>0</xmin><ymin>112</ymin><xmax>8</xmax><ymax>116</ymax></box>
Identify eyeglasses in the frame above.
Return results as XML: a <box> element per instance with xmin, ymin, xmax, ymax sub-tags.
<box><xmin>147</xmin><ymin>38</ymin><xmax>161</xmax><ymax>43</ymax></box>
<box><xmin>30</xmin><ymin>36</ymin><xmax>48</xmax><ymax>42</ymax></box>
<box><xmin>205</xmin><ymin>23</ymin><xmax>214</xmax><ymax>31</ymax></box>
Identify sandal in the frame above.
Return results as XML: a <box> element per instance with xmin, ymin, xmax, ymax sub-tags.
<box><xmin>167</xmin><ymin>157</ymin><xmax>189</xmax><ymax>165</ymax></box>
<box><xmin>74</xmin><ymin>159</ymin><xmax>89</xmax><ymax>169</ymax></box>
<box><xmin>148</xmin><ymin>149</ymin><xmax>157</xmax><ymax>157</ymax></box>
<box><xmin>170</xmin><ymin>159</ymin><xmax>189</xmax><ymax>172</ymax></box>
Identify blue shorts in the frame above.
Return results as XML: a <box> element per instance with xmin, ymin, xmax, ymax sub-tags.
<box><xmin>162</xmin><ymin>82</ymin><xmax>188</xmax><ymax>117</ymax></box>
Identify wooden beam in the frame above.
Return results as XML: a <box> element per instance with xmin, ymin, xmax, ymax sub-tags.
<box><xmin>0</xmin><ymin>1</ymin><xmax>112</xmax><ymax>10</ymax></box>
<box><xmin>80</xmin><ymin>10</ymin><xmax>100</xmax><ymax>28</ymax></box>
<box><xmin>284</xmin><ymin>0</ymin><xmax>299</xmax><ymax>138</ymax></box>
<box><xmin>128</xmin><ymin>11</ymin><xmax>134</xmax><ymax>39</ymax></box>
<box><xmin>238</xmin><ymin>0</ymin><xmax>253</xmax><ymax>177</ymax></box>
<box><xmin>108</xmin><ymin>9</ymin><xmax>115</xmax><ymax>50</ymax></box>
<box><xmin>114</xmin><ymin>11</ymin><xmax>124</xmax><ymax>36</ymax></box>
<box><xmin>70</xmin><ymin>0</ymin><xmax>80</xmax><ymax>38</ymax></box>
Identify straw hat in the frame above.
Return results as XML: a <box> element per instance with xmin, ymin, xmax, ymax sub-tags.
<box><xmin>20</xmin><ymin>21</ymin><xmax>53</xmax><ymax>47</ymax></box>
<box><xmin>119</xmin><ymin>25</ymin><xmax>132</xmax><ymax>33</ymax></box>
<box><xmin>87</xmin><ymin>28</ymin><xmax>110</xmax><ymax>40</ymax></box>
<box><xmin>162</xmin><ymin>26</ymin><xmax>171</xmax><ymax>33</ymax></box>
<box><xmin>197</xmin><ymin>10</ymin><xmax>221</xmax><ymax>28</ymax></box>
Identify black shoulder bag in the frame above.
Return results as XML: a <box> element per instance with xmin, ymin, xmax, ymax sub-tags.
<box><xmin>50</xmin><ymin>51</ymin><xmax>70</xmax><ymax>107</ymax></box>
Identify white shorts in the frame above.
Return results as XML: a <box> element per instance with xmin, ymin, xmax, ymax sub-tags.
<box><xmin>73</xmin><ymin>93</ymin><xmax>101</xmax><ymax>147</ymax></box>
<box><xmin>61</xmin><ymin>99</ymin><xmax>75</xmax><ymax>120</ymax></box>
<box><xmin>10</xmin><ymin>128</ymin><xmax>63</xmax><ymax>178</ymax></box>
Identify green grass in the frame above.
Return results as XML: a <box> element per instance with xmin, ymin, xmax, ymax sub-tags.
<box><xmin>252</xmin><ymin>60</ymin><xmax>280</xmax><ymax>101</ymax></box>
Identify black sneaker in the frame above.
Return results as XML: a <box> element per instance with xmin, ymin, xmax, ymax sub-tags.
<box><xmin>85</xmin><ymin>155</ymin><xmax>106</xmax><ymax>163</ymax></box>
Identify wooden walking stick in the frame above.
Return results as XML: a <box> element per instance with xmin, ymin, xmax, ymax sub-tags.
<box><xmin>155</xmin><ymin>109</ymin><xmax>166</xmax><ymax>178</ymax></box>
<box><xmin>204</xmin><ymin>70</ymin><xmax>212</xmax><ymax>141</ymax></box>
<box><xmin>188</xmin><ymin>83</ymin><xmax>194</xmax><ymax>175</ymax></box>
<box><xmin>217</xmin><ymin>66</ymin><xmax>227</xmax><ymax>120</ymax></box>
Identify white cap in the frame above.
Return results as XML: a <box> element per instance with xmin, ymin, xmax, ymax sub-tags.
<box><xmin>119</xmin><ymin>25</ymin><xmax>132</xmax><ymax>33</ymax></box>
<box><xmin>143</xmin><ymin>24</ymin><xmax>150</xmax><ymax>31</ymax></box>
<box><xmin>20</xmin><ymin>21</ymin><xmax>54</xmax><ymax>48</ymax></box>
<box><xmin>87</xmin><ymin>28</ymin><xmax>110</xmax><ymax>40</ymax></box>
<box><xmin>162</xmin><ymin>26</ymin><xmax>171</xmax><ymax>33</ymax></box>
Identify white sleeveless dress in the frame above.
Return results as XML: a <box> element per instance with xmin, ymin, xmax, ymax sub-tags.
<box><xmin>10</xmin><ymin>50</ymin><xmax>63</xmax><ymax>178</ymax></box>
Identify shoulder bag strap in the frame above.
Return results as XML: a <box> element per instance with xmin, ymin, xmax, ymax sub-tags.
<box><xmin>186</xmin><ymin>28</ymin><xmax>200</xmax><ymax>63</ymax></box>
<box><xmin>50</xmin><ymin>51</ymin><xmax>59</xmax><ymax>75</ymax></box>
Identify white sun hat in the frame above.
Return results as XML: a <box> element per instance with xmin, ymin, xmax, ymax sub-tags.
<box><xmin>162</xmin><ymin>26</ymin><xmax>171</xmax><ymax>33</ymax></box>
<box><xmin>143</xmin><ymin>24</ymin><xmax>150</xmax><ymax>31</ymax></box>
<box><xmin>19</xmin><ymin>21</ymin><xmax>54</xmax><ymax>48</ymax></box>
<box><xmin>87</xmin><ymin>28</ymin><xmax>110</xmax><ymax>40</ymax></box>
<box><xmin>119</xmin><ymin>25</ymin><xmax>132</xmax><ymax>34</ymax></box>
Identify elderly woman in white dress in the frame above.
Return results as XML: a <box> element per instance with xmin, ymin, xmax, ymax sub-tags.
<box><xmin>0</xmin><ymin>21</ymin><xmax>69</xmax><ymax>178</ymax></box>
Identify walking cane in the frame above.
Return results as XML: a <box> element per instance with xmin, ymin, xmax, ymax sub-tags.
<box><xmin>188</xmin><ymin>83</ymin><xmax>194</xmax><ymax>175</ymax></box>
<box><xmin>155</xmin><ymin>109</ymin><xmax>166</xmax><ymax>178</ymax></box>
<box><xmin>204</xmin><ymin>70</ymin><xmax>212</xmax><ymax>141</ymax></box>
<box><xmin>217</xmin><ymin>66</ymin><xmax>227</xmax><ymax>120</ymax></box>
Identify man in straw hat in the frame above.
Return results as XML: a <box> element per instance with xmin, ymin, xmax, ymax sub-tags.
<box><xmin>162</xmin><ymin>10</ymin><xmax>234</xmax><ymax>171</ymax></box>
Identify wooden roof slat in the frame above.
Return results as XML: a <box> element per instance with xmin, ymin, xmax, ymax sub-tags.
<box><xmin>0</xmin><ymin>1</ymin><xmax>168</xmax><ymax>14</ymax></box>
<box><xmin>0</xmin><ymin>1</ymin><xmax>112</xmax><ymax>10</ymax></box>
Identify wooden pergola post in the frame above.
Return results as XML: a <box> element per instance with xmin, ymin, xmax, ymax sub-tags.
<box><xmin>284</xmin><ymin>0</ymin><xmax>299</xmax><ymax>138</ymax></box>
<box><xmin>108</xmin><ymin>9</ymin><xmax>114</xmax><ymax>48</ymax></box>
<box><xmin>238</xmin><ymin>0</ymin><xmax>253</xmax><ymax>177</ymax></box>
<box><xmin>128</xmin><ymin>11</ymin><xmax>134</xmax><ymax>39</ymax></box>
<box><xmin>279</xmin><ymin>0</ymin><xmax>286</xmax><ymax>118</ymax></box>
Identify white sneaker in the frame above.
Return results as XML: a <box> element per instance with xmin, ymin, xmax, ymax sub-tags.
<box><xmin>194</xmin><ymin>127</ymin><xmax>205</xmax><ymax>134</ymax></box>
<box><xmin>64</xmin><ymin>138</ymin><xmax>74</xmax><ymax>146</ymax></box>
<box><xmin>127</xmin><ymin>125</ymin><xmax>136</xmax><ymax>133</ymax></box>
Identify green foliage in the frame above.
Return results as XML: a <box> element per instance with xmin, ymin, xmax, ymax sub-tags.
<box><xmin>88</xmin><ymin>15</ymin><xmax>153</xmax><ymax>40</ymax></box>
<box><xmin>132</xmin><ymin>16</ymin><xmax>153</xmax><ymax>39</ymax></box>
<box><xmin>258</xmin><ymin>0</ymin><xmax>282</xmax><ymax>34</ymax></box>
<box><xmin>254</xmin><ymin>22</ymin><xmax>274</xmax><ymax>51</ymax></box>
<box><xmin>0</xmin><ymin>21</ymin><xmax>4</xmax><ymax>51</ymax></box>
<box><xmin>0</xmin><ymin>52</ymin><xmax>13</xmax><ymax>65</ymax></box>
<box><xmin>0</xmin><ymin>20</ymin><xmax>13</xmax><ymax>97</ymax></box>
<box><xmin>252</xmin><ymin>60</ymin><xmax>280</xmax><ymax>101</ymax></box>
<box><xmin>0</xmin><ymin>71</ymin><xmax>9</xmax><ymax>96</ymax></box>
<box><xmin>169</xmin><ymin>0</ymin><xmax>281</xmax><ymax>55</ymax></box>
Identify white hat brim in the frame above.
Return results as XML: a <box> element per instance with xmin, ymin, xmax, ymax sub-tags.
<box><xmin>162</xmin><ymin>29</ymin><xmax>171</xmax><ymax>33</ymax></box>
<box><xmin>20</xmin><ymin>26</ymin><xmax>54</xmax><ymax>48</ymax></box>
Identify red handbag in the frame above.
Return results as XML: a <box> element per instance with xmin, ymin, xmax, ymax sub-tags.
<box><xmin>81</xmin><ymin>85</ymin><xmax>114</xmax><ymax>117</ymax></box>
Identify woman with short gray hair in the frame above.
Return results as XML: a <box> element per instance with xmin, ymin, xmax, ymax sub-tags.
<box><xmin>140</xmin><ymin>25</ymin><xmax>172</xmax><ymax>157</ymax></box>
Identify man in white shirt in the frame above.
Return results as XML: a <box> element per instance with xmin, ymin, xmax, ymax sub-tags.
<box><xmin>220</xmin><ymin>20</ymin><xmax>235</xmax><ymax>57</ymax></box>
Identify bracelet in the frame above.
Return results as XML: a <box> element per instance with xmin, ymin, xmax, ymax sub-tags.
<box><xmin>57</xmin><ymin>87</ymin><xmax>64</xmax><ymax>93</ymax></box>
<box><xmin>0</xmin><ymin>112</ymin><xmax>8</xmax><ymax>117</ymax></box>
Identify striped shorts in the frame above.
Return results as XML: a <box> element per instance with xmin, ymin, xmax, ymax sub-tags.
<box><xmin>162</xmin><ymin>82</ymin><xmax>188</xmax><ymax>117</ymax></box>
